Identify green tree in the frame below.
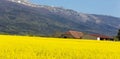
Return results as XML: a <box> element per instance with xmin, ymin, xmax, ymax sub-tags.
<box><xmin>117</xmin><ymin>29</ymin><xmax>120</xmax><ymax>40</ymax></box>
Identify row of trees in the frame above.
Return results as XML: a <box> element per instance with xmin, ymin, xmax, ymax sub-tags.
<box><xmin>117</xmin><ymin>29</ymin><xmax>120</xmax><ymax>41</ymax></box>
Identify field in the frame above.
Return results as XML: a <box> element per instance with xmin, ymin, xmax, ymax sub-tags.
<box><xmin>0</xmin><ymin>35</ymin><xmax>120</xmax><ymax>59</ymax></box>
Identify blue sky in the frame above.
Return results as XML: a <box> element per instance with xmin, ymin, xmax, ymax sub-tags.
<box><xmin>29</xmin><ymin>0</ymin><xmax>120</xmax><ymax>17</ymax></box>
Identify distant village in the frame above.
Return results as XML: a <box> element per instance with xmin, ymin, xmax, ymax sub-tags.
<box><xmin>59</xmin><ymin>30</ymin><xmax>120</xmax><ymax>41</ymax></box>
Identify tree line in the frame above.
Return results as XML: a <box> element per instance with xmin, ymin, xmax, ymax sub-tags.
<box><xmin>117</xmin><ymin>29</ymin><xmax>120</xmax><ymax>41</ymax></box>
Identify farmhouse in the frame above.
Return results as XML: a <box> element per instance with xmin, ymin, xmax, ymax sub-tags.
<box><xmin>61</xmin><ymin>30</ymin><xmax>113</xmax><ymax>41</ymax></box>
<box><xmin>61</xmin><ymin>30</ymin><xmax>84</xmax><ymax>39</ymax></box>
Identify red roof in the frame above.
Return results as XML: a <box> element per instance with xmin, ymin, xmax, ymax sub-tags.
<box><xmin>65</xmin><ymin>30</ymin><xmax>84</xmax><ymax>39</ymax></box>
<box><xmin>90</xmin><ymin>34</ymin><xmax>113</xmax><ymax>39</ymax></box>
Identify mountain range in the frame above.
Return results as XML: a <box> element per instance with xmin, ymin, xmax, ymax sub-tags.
<box><xmin>0</xmin><ymin>0</ymin><xmax>120</xmax><ymax>36</ymax></box>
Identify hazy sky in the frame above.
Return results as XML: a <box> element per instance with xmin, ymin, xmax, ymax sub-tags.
<box><xmin>29</xmin><ymin>0</ymin><xmax>120</xmax><ymax>17</ymax></box>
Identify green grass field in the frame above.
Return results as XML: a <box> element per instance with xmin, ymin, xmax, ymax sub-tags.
<box><xmin>0</xmin><ymin>35</ymin><xmax>120</xmax><ymax>59</ymax></box>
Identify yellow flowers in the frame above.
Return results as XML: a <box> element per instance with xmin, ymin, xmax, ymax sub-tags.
<box><xmin>0</xmin><ymin>35</ymin><xmax>120</xmax><ymax>59</ymax></box>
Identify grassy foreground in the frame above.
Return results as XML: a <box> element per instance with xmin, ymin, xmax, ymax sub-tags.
<box><xmin>0</xmin><ymin>35</ymin><xmax>120</xmax><ymax>59</ymax></box>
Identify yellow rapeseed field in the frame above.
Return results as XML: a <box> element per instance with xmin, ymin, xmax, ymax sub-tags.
<box><xmin>0</xmin><ymin>35</ymin><xmax>120</xmax><ymax>59</ymax></box>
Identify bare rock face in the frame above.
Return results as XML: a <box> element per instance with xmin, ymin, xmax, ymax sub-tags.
<box><xmin>7</xmin><ymin>0</ymin><xmax>29</xmax><ymax>3</ymax></box>
<box><xmin>8</xmin><ymin>0</ymin><xmax>28</xmax><ymax>2</ymax></box>
<box><xmin>7</xmin><ymin>0</ymin><xmax>34</xmax><ymax>7</ymax></box>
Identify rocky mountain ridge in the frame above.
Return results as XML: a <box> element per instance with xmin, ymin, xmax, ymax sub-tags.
<box><xmin>0</xmin><ymin>0</ymin><xmax>120</xmax><ymax>36</ymax></box>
